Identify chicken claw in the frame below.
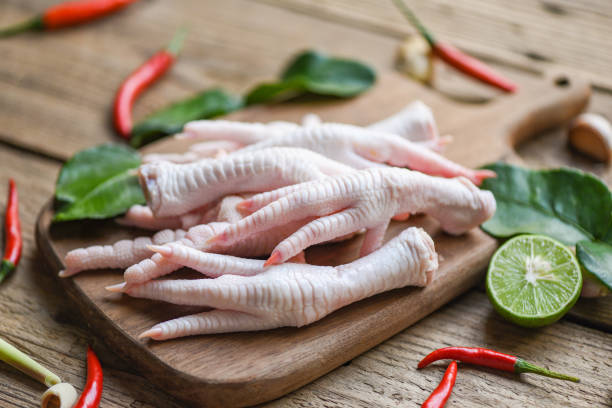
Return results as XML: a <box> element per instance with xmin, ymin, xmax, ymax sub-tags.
<box><xmin>182</xmin><ymin>101</ymin><xmax>440</xmax><ymax>146</ymax></box>
<box><xmin>240</xmin><ymin>123</ymin><xmax>494</xmax><ymax>185</ymax></box>
<box><xmin>129</xmin><ymin>227</ymin><xmax>438</xmax><ymax>340</ymax></box>
<box><xmin>215</xmin><ymin>168</ymin><xmax>496</xmax><ymax>265</ymax></box>
<box><xmin>61</xmin><ymin>195</ymin><xmax>256</xmax><ymax>277</ymax></box>
<box><xmin>60</xmin><ymin>229</ymin><xmax>188</xmax><ymax>277</ymax></box>
<box><xmin>122</xmin><ymin>219</ymin><xmax>312</xmax><ymax>286</ymax></box>
<box><xmin>368</xmin><ymin>100</ymin><xmax>440</xmax><ymax>145</ymax></box>
<box><xmin>139</xmin><ymin>147</ymin><xmax>352</xmax><ymax>217</ymax></box>
<box><xmin>117</xmin><ymin>195</ymin><xmax>248</xmax><ymax>231</ymax></box>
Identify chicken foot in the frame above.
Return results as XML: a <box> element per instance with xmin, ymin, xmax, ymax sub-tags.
<box><xmin>121</xmin><ymin>227</ymin><xmax>437</xmax><ymax>340</ymax></box>
<box><xmin>117</xmin><ymin>195</ymin><xmax>247</xmax><ymax>231</ymax></box>
<box><xmin>239</xmin><ymin>123</ymin><xmax>493</xmax><ymax>185</ymax></box>
<box><xmin>214</xmin><ymin>168</ymin><xmax>496</xmax><ymax>265</ymax></box>
<box><xmin>140</xmin><ymin>147</ymin><xmax>352</xmax><ymax>217</ymax></box>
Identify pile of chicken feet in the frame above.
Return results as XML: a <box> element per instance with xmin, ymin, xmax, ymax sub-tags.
<box><xmin>60</xmin><ymin>101</ymin><xmax>496</xmax><ymax>340</ymax></box>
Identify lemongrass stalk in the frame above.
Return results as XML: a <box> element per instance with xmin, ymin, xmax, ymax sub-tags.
<box><xmin>0</xmin><ymin>337</ymin><xmax>61</xmax><ymax>386</ymax></box>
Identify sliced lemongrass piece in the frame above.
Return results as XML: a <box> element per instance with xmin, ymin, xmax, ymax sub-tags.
<box><xmin>0</xmin><ymin>337</ymin><xmax>61</xmax><ymax>386</ymax></box>
<box><xmin>40</xmin><ymin>383</ymin><xmax>78</xmax><ymax>408</ymax></box>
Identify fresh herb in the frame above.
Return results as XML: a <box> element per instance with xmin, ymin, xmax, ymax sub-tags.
<box><xmin>130</xmin><ymin>88</ymin><xmax>243</xmax><ymax>148</ymax></box>
<box><xmin>480</xmin><ymin>162</ymin><xmax>612</xmax><ymax>290</ymax></box>
<box><xmin>575</xmin><ymin>241</ymin><xmax>612</xmax><ymax>292</ymax></box>
<box><xmin>245</xmin><ymin>50</ymin><xmax>376</xmax><ymax>105</ymax></box>
<box><xmin>0</xmin><ymin>337</ymin><xmax>61</xmax><ymax>387</ymax></box>
<box><xmin>54</xmin><ymin>144</ymin><xmax>144</xmax><ymax>222</ymax></box>
<box><xmin>127</xmin><ymin>50</ymin><xmax>375</xmax><ymax>146</ymax></box>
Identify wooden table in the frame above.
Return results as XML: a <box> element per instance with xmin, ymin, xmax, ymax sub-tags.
<box><xmin>0</xmin><ymin>1</ymin><xmax>610</xmax><ymax>406</ymax></box>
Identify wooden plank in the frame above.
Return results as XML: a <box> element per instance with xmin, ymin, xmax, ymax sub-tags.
<box><xmin>0</xmin><ymin>144</ymin><xmax>183</xmax><ymax>408</ymax></box>
<box><xmin>0</xmin><ymin>1</ymin><xmax>611</xmax><ymax>406</ymax></box>
<box><xmin>0</xmin><ymin>0</ymin><xmax>396</xmax><ymax>160</ymax></box>
<box><xmin>269</xmin><ymin>291</ymin><xmax>612</xmax><ymax>408</ymax></box>
<box><xmin>256</xmin><ymin>0</ymin><xmax>612</xmax><ymax>89</ymax></box>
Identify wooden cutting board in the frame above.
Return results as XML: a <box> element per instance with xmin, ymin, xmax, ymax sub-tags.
<box><xmin>36</xmin><ymin>71</ymin><xmax>590</xmax><ymax>407</ymax></box>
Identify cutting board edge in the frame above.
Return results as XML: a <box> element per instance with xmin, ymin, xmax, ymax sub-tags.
<box><xmin>36</xmin><ymin>200</ymin><xmax>497</xmax><ymax>407</ymax></box>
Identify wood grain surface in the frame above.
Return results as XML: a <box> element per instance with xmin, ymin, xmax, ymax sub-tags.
<box><xmin>36</xmin><ymin>72</ymin><xmax>590</xmax><ymax>407</ymax></box>
<box><xmin>1</xmin><ymin>1</ymin><xmax>611</xmax><ymax>407</ymax></box>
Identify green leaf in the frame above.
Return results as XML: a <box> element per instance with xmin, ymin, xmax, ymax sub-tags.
<box><xmin>480</xmin><ymin>163</ymin><xmax>612</xmax><ymax>245</ymax></box>
<box><xmin>130</xmin><ymin>89</ymin><xmax>243</xmax><ymax>148</ymax></box>
<box><xmin>245</xmin><ymin>50</ymin><xmax>376</xmax><ymax>105</ymax></box>
<box><xmin>53</xmin><ymin>144</ymin><xmax>145</xmax><ymax>222</ymax></box>
<box><xmin>480</xmin><ymin>162</ymin><xmax>612</xmax><ymax>292</ymax></box>
<box><xmin>56</xmin><ymin>144</ymin><xmax>140</xmax><ymax>204</ymax></box>
<box><xmin>244</xmin><ymin>79</ymin><xmax>305</xmax><ymax>105</ymax></box>
<box><xmin>576</xmin><ymin>241</ymin><xmax>612</xmax><ymax>290</ymax></box>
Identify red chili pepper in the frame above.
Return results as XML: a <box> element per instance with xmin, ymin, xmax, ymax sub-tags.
<box><xmin>113</xmin><ymin>28</ymin><xmax>187</xmax><ymax>139</ymax></box>
<box><xmin>418</xmin><ymin>347</ymin><xmax>579</xmax><ymax>382</ymax></box>
<box><xmin>74</xmin><ymin>346</ymin><xmax>103</xmax><ymax>408</ymax></box>
<box><xmin>421</xmin><ymin>360</ymin><xmax>457</xmax><ymax>408</ymax></box>
<box><xmin>392</xmin><ymin>0</ymin><xmax>517</xmax><ymax>93</ymax></box>
<box><xmin>0</xmin><ymin>179</ymin><xmax>21</xmax><ymax>284</ymax></box>
<box><xmin>0</xmin><ymin>0</ymin><xmax>138</xmax><ymax>38</ymax></box>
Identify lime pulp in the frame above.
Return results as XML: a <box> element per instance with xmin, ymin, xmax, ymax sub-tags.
<box><xmin>486</xmin><ymin>234</ymin><xmax>582</xmax><ymax>327</ymax></box>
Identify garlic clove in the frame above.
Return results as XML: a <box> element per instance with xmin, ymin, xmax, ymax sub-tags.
<box><xmin>40</xmin><ymin>383</ymin><xmax>77</xmax><ymax>408</ymax></box>
<box><xmin>568</xmin><ymin>113</ymin><xmax>612</xmax><ymax>162</ymax></box>
<box><xmin>395</xmin><ymin>35</ymin><xmax>434</xmax><ymax>84</ymax></box>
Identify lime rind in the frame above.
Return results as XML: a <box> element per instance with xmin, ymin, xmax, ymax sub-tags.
<box><xmin>486</xmin><ymin>234</ymin><xmax>582</xmax><ymax>327</ymax></box>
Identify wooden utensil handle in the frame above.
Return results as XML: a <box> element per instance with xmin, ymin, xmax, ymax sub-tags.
<box><xmin>447</xmin><ymin>71</ymin><xmax>591</xmax><ymax>167</ymax></box>
<box><xmin>502</xmin><ymin>71</ymin><xmax>591</xmax><ymax>157</ymax></box>
<box><xmin>507</xmin><ymin>74</ymin><xmax>591</xmax><ymax>149</ymax></box>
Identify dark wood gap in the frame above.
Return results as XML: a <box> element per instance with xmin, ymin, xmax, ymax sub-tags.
<box><xmin>0</xmin><ymin>136</ymin><xmax>65</xmax><ymax>164</ymax></box>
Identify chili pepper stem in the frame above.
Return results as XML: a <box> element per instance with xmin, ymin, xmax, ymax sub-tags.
<box><xmin>166</xmin><ymin>27</ymin><xmax>188</xmax><ymax>57</ymax></box>
<box><xmin>0</xmin><ymin>16</ymin><xmax>44</xmax><ymax>38</ymax></box>
<box><xmin>391</xmin><ymin>0</ymin><xmax>436</xmax><ymax>47</ymax></box>
<box><xmin>0</xmin><ymin>338</ymin><xmax>61</xmax><ymax>387</ymax></box>
<box><xmin>0</xmin><ymin>259</ymin><xmax>15</xmax><ymax>283</ymax></box>
<box><xmin>515</xmin><ymin>359</ymin><xmax>580</xmax><ymax>382</ymax></box>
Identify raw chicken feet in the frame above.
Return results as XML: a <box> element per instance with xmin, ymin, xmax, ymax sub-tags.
<box><xmin>239</xmin><ymin>123</ymin><xmax>493</xmax><ymax>185</ymax></box>
<box><xmin>215</xmin><ymin>168</ymin><xmax>496</xmax><ymax>265</ymax></box>
<box><xmin>127</xmin><ymin>227</ymin><xmax>437</xmax><ymax>340</ymax></box>
<box><xmin>140</xmin><ymin>147</ymin><xmax>352</xmax><ymax>217</ymax></box>
<box><xmin>60</xmin><ymin>228</ymin><xmax>187</xmax><ymax>277</ymax></box>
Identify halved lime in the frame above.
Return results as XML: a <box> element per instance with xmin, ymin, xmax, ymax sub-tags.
<box><xmin>486</xmin><ymin>234</ymin><xmax>582</xmax><ymax>327</ymax></box>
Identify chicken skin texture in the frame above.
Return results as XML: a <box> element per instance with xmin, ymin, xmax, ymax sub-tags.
<box><xmin>121</xmin><ymin>218</ymin><xmax>315</xmax><ymax>286</ymax></box>
<box><xmin>182</xmin><ymin>101</ymin><xmax>440</xmax><ymax>147</ymax></box>
<box><xmin>139</xmin><ymin>147</ymin><xmax>352</xmax><ymax>217</ymax></box>
<box><xmin>238</xmin><ymin>123</ymin><xmax>492</xmax><ymax>185</ymax></box>
<box><xmin>61</xmin><ymin>196</ymin><xmax>251</xmax><ymax>276</ymax></box>
<box><xmin>147</xmin><ymin>101</ymin><xmax>443</xmax><ymax>165</ymax></box>
<box><xmin>213</xmin><ymin>168</ymin><xmax>496</xmax><ymax>265</ymax></box>
<box><xmin>142</xmin><ymin>140</ymin><xmax>241</xmax><ymax>164</ymax></box>
<box><xmin>121</xmin><ymin>227</ymin><xmax>438</xmax><ymax>340</ymax></box>
<box><xmin>60</xmin><ymin>228</ymin><xmax>187</xmax><ymax>277</ymax></box>
<box><xmin>368</xmin><ymin>100</ymin><xmax>441</xmax><ymax>146</ymax></box>
<box><xmin>117</xmin><ymin>195</ymin><xmax>247</xmax><ymax>231</ymax></box>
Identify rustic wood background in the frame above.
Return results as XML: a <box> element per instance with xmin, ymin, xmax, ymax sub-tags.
<box><xmin>0</xmin><ymin>1</ymin><xmax>610</xmax><ymax>407</ymax></box>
